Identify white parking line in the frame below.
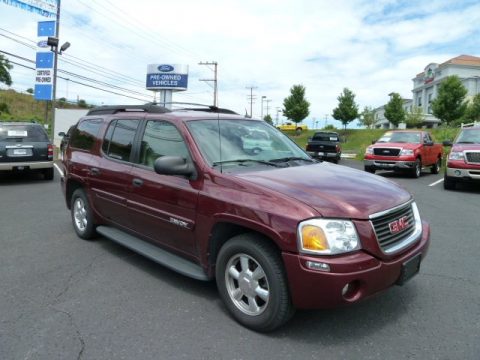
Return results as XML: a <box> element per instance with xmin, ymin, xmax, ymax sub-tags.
<box><xmin>429</xmin><ymin>178</ymin><xmax>444</xmax><ymax>187</ymax></box>
<box><xmin>53</xmin><ymin>163</ymin><xmax>64</xmax><ymax>177</ymax></box>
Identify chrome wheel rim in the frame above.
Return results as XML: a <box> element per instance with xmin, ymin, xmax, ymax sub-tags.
<box><xmin>73</xmin><ymin>197</ymin><xmax>87</xmax><ymax>232</ymax></box>
<box><xmin>225</xmin><ymin>253</ymin><xmax>270</xmax><ymax>316</ymax></box>
<box><xmin>415</xmin><ymin>161</ymin><xmax>421</xmax><ymax>177</ymax></box>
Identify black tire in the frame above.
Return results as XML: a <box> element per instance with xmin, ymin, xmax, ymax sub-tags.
<box><xmin>216</xmin><ymin>234</ymin><xmax>294</xmax><ymax>332</ymax></box>
<box><xmin>364</xmin><ymin>166</ymin><xmax>375</xmax><ymax>174</ymax></box>
<box><xmin>431</xmin><ymin>158</ymin><xmax>441</xmax><ymax>174</ymax></box>
<box><xmin>43</xmin><ymin>167</ymin><xmax>54</xmax><ymax>180</ymax></box>
<box><xmin>71</xmin><ymin>189</ymin><xmax>97</xmax><ymax>240</ymax></box>
<box><xmin>443</xmin><ymin>174</ymin><xmax>456</xmax><ymax>190</ymax></box>
<box><xmin>412</xmin><ymin>158</ymin><xmax>422</xmax><ymax>178</ymax></box>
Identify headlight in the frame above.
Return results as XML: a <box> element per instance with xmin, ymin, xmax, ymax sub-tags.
<box><xmin>400</xmin><ymin>149</ymin><xmax>414</xmax><ymax>156</ymax></box>
<box><xmin>449</xmin><ymin>151</ymin><xmax>464</xmax><ymax>160</ymax></box>
<box><xmin>298</xmin><ymin>219</ymin><xmax>361</xmax><ymax>255</ymax></box>
<box><xmin>365</xmin><ymin>147</ymin><xmax>373</xmax><ymax>155</ymax></box>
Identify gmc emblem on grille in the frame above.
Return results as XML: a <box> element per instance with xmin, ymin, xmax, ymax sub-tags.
<box><xmin>389</xmin><ymin>216</ymin><xmax>410</xmax><ymax>234</ymax></box>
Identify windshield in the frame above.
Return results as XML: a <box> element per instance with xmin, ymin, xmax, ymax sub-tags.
<box><xmin>312</xmin><ymin>133</ymin><xmax>339</xmax><ymax>141</ymax></box>
<box><xmin>377</xmin><ymin>131</ymin><xmax>421</xmax><ymax>144</ymax></box>
<box><xmin>0</xmin><ymin>124</ymin><xmax>49</xmax><ymax>142</ymax></box>
<box><xmin>456</xmin><ymin>129</ymin><xmax>480</xmax><ymax>144</ymax></box>
<box><xmin>187</xmin><ymin>119</ymin><xmax>310</xmax><ymax>168</ymax></box>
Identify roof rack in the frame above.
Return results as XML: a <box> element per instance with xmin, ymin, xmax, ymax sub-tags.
<box><xmin>147</xmin><ymin>102</ymin><xmax>239</xmax><ymax>115</ymax></box>
<box><xmin>86</xmin><ymin>104</ymin><xmax>171</xmax><ymax>116</ymax></box>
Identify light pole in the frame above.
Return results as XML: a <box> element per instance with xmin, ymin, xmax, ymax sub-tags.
<box><xmin>260</xmin><ymin>95</ymin><xmax>266</xmax><ymax>120</ymax></box>
<box><xmin>265</xmin><ymin>99</ymin><xmax>272</xmax><ymax>116</ymax></box>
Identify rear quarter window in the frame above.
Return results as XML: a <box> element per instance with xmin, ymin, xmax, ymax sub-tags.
<box><xmin>69</xmin><ymin>119</ymin><xmax>103</xmax><ymax>150</ymax></box>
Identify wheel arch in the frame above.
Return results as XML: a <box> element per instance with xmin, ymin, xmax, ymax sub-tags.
<box><xmin>65</xmin><ymin>179</ymin><xmax>84</xmax><ymax>210</ymax></box>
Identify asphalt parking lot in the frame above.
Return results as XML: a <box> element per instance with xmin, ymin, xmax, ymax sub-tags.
<box><xmin>1</xmin><ymin>160</ymin><xmax>479</xmax><ymax>360</ymax></box>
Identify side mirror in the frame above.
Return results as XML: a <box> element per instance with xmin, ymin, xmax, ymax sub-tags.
<box><xmin>442</xmin><ymin>140</ymin><xmax>453</xmax><ymax>147</ymax></box>
<box><xmin>58</xmin><ymin>131</ymin><xmax>66</xmax><ymax>137</ymax></box>
<box><xmin>154</xmin><ymin>156</ymin><xmax>196</xmax><ymax>179</ymax></box>
<box><xmin>424</xmin><ymin>140</ymin><xmax>434</xmax><ymax>146</ymax></box>
<box><xmin>371</xmin><ymin>140</ymin><xmax>377</xmax><ymax>145</ymax></box>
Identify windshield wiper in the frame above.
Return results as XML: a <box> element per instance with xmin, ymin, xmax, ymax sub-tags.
<box><xmin>212</xmin><ymin>159</ymin><xmax>282</xmax><ymax>167</ymax></box>
<box><xmin>456</xmin><ymin>141</ymin><xmax>476</xmax><ymax>144</ymax></box>
<box><xmin>269</xmin><ymin>157</ymin><xmax>317</xmax><ymax>163</ymax></box>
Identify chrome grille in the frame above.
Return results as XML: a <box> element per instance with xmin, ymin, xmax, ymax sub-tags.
<box><xmin>465</xmin><ymin>151</ymin><xmax>480</xmax><ymax>164</ymax></box>
<box><xmin>370</xmin><ymin>202</ymin><xmax>417</xmax><ymax>253</ymax></box>
<box><xmin>373</xmin><ymin>148</ymin><xmax>401</xmax><ymax>156</ymax></box>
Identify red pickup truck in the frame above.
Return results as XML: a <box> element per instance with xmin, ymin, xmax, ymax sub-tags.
<box><xmin>364</xmin><ymin>130</ymin><xmax>443</xmax><ymax>178</ymax></box>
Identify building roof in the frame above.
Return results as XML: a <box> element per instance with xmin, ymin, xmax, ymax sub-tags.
<box><xmin>415</xmin><ymin>55</ymin><xmax>480</xmax><ymax>77</ymax></box>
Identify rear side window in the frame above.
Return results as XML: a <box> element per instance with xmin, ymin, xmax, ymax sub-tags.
<box><xmin>102</xmin><ymin>119</ymin><xmax>139</xmax><ymax>161</ymax></box>
<box><xmin>0</xmin><ymin>124</ymin><xmax>49</xmax><ymax>142</ymax></box>
<box><xmin>70</xmin><ymin>119</ymin><xmax>103</xmax><ymax>150</ymax></box>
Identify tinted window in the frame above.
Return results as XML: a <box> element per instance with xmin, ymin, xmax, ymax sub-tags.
<box><xmin>0</xmin><ymin>124</ymin><xmax>49</xmax><ymax>142</ymax></box>
<box><xmin>312</xmin><ymin>133</ymin><xmax>339</xmax><ymax>141</ymax></box>
<box><xmin>138</xmin><ymin>121</ymin><xmax>190</xmax><ymax>168</ymax></box>
<box><xmin>104</xmin><ymin>119</ymin><xmax>139</xmax><ymax>161</ymax></box>
<box><xmin>70</xmin><ymin>119</ymin><xmax>103</xmax><ymax>150</ymax></box>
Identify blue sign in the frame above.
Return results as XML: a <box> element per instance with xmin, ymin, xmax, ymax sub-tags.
<box><xmin>146</xmin><ymin>74</ymin><xmax>188</xmax><ymax>89</ymax></box>
<box><xmin>35</xmin><ymin>84</ymin><xmax>53</xmax><ymax>100</ymax></box>
<box><xmin>2</xmin><ymin>0</ymin><xmax>58</xmax><ymax>18</ymax></box>
<box><xmin>36</xmin><ymin>52</ymin><xmax>54</xmax><ymax>68</ymax></box>
<box><xmin>37</xmin><ymin>20</ymin><xmax>56</xmax><ymax>36</ymax></box>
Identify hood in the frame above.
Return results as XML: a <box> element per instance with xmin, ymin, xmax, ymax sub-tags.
<box><xmin>452</xmin><ymin>144</ymin><xmax>480</xmax><ymax>152</ymax></box>
<box><xmin>372</xmin><ymin>142</ymin><xmax>419</xmax><ymax>149</ymax></box>
<box><xmin>236</xmin><ymin>163</ymin><xmax>411</xmax><ymax>219</ymax></box>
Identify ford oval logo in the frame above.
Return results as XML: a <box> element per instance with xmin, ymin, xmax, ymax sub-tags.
<box><xmin>37</xmin><ymin>40</ymin><xmax>49</xmax><ymax>48</ymax></box>
<box><xmin>158</xmin><ymin>65</ymin><xmax>174</xmax><ymax>72</ymax></box>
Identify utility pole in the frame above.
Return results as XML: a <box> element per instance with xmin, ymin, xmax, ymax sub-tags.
<box><xmin>324</xmin><ymin>114</ymin><xmax>328</xmax><ymax>128</ymax></box>
<box><xmin>260</xmin><ymin>96</ymin><xmax>266</xmax><ymax>120</ymax></box>
<box><xmin>265</xmin><ymin>99</ymin><xmax>272</xmax><ymax>116</ymax></box>
<box><xmin>246</xmin><ymin>86</ymin><xmax>257</xmax><ymax>118</ymax></box>
<box><xmin>276</xmin><ymin>107</ymin><xmax>281</xmax><ymax>125</ymax></box>
<box><xmin>199</xmin><ymin>61</ymin><xmax>218</xmax><ymax>106</ymax></box>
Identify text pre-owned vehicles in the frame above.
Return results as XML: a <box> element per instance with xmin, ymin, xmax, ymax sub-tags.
<box><xmin>61</xmin><ymin>105</ymin><xmax>430</xmax><ymax>332</ymax></box>
<box><xmin>443</xmin><ymin>125</ymin><xmax>480</xmax><ymax>190</ymax></box>
<box><xmin>364</xmin><ymin>130</ymin><xmax>443</xmax><ymax>178</ymax></box>
<box><xmin>305</xmin><ymin>131</ymin><xmax>342</xmax><ymax>163</ymax></box>
<box><xmin>0</xmin><ymin>122</ymin><xmax>54</xmax><ymax>180</ymax></box>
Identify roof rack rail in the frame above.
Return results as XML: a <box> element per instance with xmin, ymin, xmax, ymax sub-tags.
<box><xmin>146</xmin><ymin>102</ymin><xmax>239</xmax><ymax>115</ymax></box>
<box><xmin>86</xmin><ymin>104</ymin><xmax>171</xmax><ymax>116</ymax></box>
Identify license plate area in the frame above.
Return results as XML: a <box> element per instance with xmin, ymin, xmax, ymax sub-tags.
<box><xmin>8</xmin><ymin>148</ymin><xmax>33</xmax><ymax>157</ymax></box>
<box><xmin>397</xmin><ymin>253</ymin><xmax>421</xmax><ymax>285</ymax></box>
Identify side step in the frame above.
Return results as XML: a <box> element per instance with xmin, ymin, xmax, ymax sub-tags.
<box><xmin>96</xmin><ymin>226</ymin><xmax>209</xmax><ymax>281</ymax></box>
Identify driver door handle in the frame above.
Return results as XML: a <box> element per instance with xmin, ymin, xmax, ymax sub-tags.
<box><xmin>132</xmin><ymin>178</ymin><xmax>143</xmax><ymax>187</ymax></box>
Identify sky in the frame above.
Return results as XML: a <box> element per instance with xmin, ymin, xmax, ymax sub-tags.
<box><xmin>1</xmin><ymin>0</ymin><xmax>480</xmax><ymax>129</ymax></box>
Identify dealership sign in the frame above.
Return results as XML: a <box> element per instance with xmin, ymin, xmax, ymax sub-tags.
<box><xmin>1</xmin><ymin>0</ymin><xmax>58</xmax><ymax>18</ymax></box>
<box><xmin>34</xmin><ymin>20</ymin><xmax>56</xmax><ymax>101</ymax></box>
<box><xmin>146</xmin><ymin>64</ymin><xmax>189</xmax><ymax>91</ymax></box>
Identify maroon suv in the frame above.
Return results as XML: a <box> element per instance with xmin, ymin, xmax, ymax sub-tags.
<box><xmin>61</xmin><ymin>105</ymin><xmax>430</xmax><ymax>332</ymax></box>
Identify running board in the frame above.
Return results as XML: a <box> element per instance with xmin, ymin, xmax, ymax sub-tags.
<box><xmin>96</xmin><ymin>226</ymin><xmax>209</xmax><ymax>281</ymax></box>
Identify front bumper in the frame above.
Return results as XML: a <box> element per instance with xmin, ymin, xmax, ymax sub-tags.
<box><xmin>0</xmin><ymin>161</ymin><xmax>53</xmax><ymax>171</ymax></box>
<box><xmin>364</xmin><ymin>159</ymin><xmax>415</xmax><ymax>170</ymax></box>
<box><xmin>446</xmin><ymin>166</ymin><xmax>480</xmax><ymax>182</ymax></box>
<box><xmin>282</xmin><ymin>221</ymin><xmax>430</xmax><ymax>309</ymax></box>
<box><xmin>307</xmin><ymin>151</ymin><xmax>341</xmax><ymax>160</ymax></box>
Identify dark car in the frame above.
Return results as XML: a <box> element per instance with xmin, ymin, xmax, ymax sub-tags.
<box><xmin>0</xmin><ymin>122</ymin><xmax>54</xmax><ymax>179</ymax></box>
<box><xmin>305</xmin><ymin>131</ymin><xmax>341</xmax><ymax>163</ymax></box>
<box><xmin>61</xmin><ymin>105</ymin><xmax>430</xmax><ymax>332</ymax></box>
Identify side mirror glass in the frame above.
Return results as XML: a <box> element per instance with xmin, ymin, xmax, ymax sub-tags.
<box><xmin>442</xmin><ymin>140</ymin><xmax>453</xmax><ymax>147</ymax></box>
<box><xmin>58</xmin><ymin>132</ymin><xmax>66</xmax><ymax>137</ymax></box>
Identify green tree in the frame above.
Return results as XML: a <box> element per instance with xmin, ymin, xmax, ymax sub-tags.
<box><xmin>26</xmin><ymin>88</ymin><xmax>34</xmax><ymax>94</ymax></box>
<box><xmin>77</xmin><ymin>99</ymin><xmax>88</xmax><ymax>108</ymax></box>
<box><xmin>358</xmin><ymin>106</ymin><xmax>376</xmax><ymax>129</ymax></box>
<box><xmin>384</xmin><ymin>92</ymin><xmax>405</xmax><ymax>127</ymax></box>
<box><xmin>464</xmin><ymin>94</ymin><xmax>480</xmax><ymax>123</ymax></box>
<box><xmin>0</xmin><ymin>55</ymin><xmax>13</xmax><ymax>86</ymax></box>
<box><xmin>263</xmin><ymin>114</ymin><xmax>273</xmax><ymax>125</ymax></box>
<box><xmin>405</xmin><ymin>106</ymin><xmax>424</xmax><ymax>128</ymax></box>
<box><xmin>282</xmin><ymin>85</ymin><xmax>310</xmax><ymax>124</ymax></box>
<box><xmin>431</xmin><ymin>75</ymin><xmax>468</xmax><ymax>125</ymax></box>
<box><xmin>332</xmin><ymin>88</ymin><xmax>359</xmax><ymax>131</ymax></box>
<box><xmin>0</xmin><ymin>102</ymin><xmax>10</xmax><ymax>115</ymax></box>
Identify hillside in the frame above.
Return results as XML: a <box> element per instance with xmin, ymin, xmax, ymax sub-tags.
<box><xmin>0</xmin><ymin>89</ymin><xmax>83</xmax><ymax>124</ymax></box>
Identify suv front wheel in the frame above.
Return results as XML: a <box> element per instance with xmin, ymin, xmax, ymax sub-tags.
<box><xmin>216</xmin><ymin>234</ymin><xmax>294</xmax><ymax>332</ymax></box>
<box><xmin>71</xmin><ymin>188</ymin><xmax>97</xmax><ymax>240</ymax></box>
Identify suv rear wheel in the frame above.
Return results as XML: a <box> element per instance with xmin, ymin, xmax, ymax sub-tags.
<box><xmin>216</xmin><ymin>234</ymin><xmax>294</xmax><ymax>332</ymax></box>
<box><xmin>71</xmin><ymin>188</ymin><xmax>96</xmax><ymax>240</ymax></box>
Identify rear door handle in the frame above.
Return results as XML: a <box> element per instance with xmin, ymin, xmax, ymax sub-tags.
<box><xmin>90</xmin><ymin>167</ymin><xmax>100</xmax><ymax>176</ymax></box>
<box><xmin>132</xmin><ymin>178</ymin><xmax>143</xmax><ymax>187</ymax></box>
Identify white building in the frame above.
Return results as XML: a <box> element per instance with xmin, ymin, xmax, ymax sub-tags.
<box><xmin>375</xmin><ymin>55</ymin><xmax>480</xmax><ymax>129</ymax></box>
